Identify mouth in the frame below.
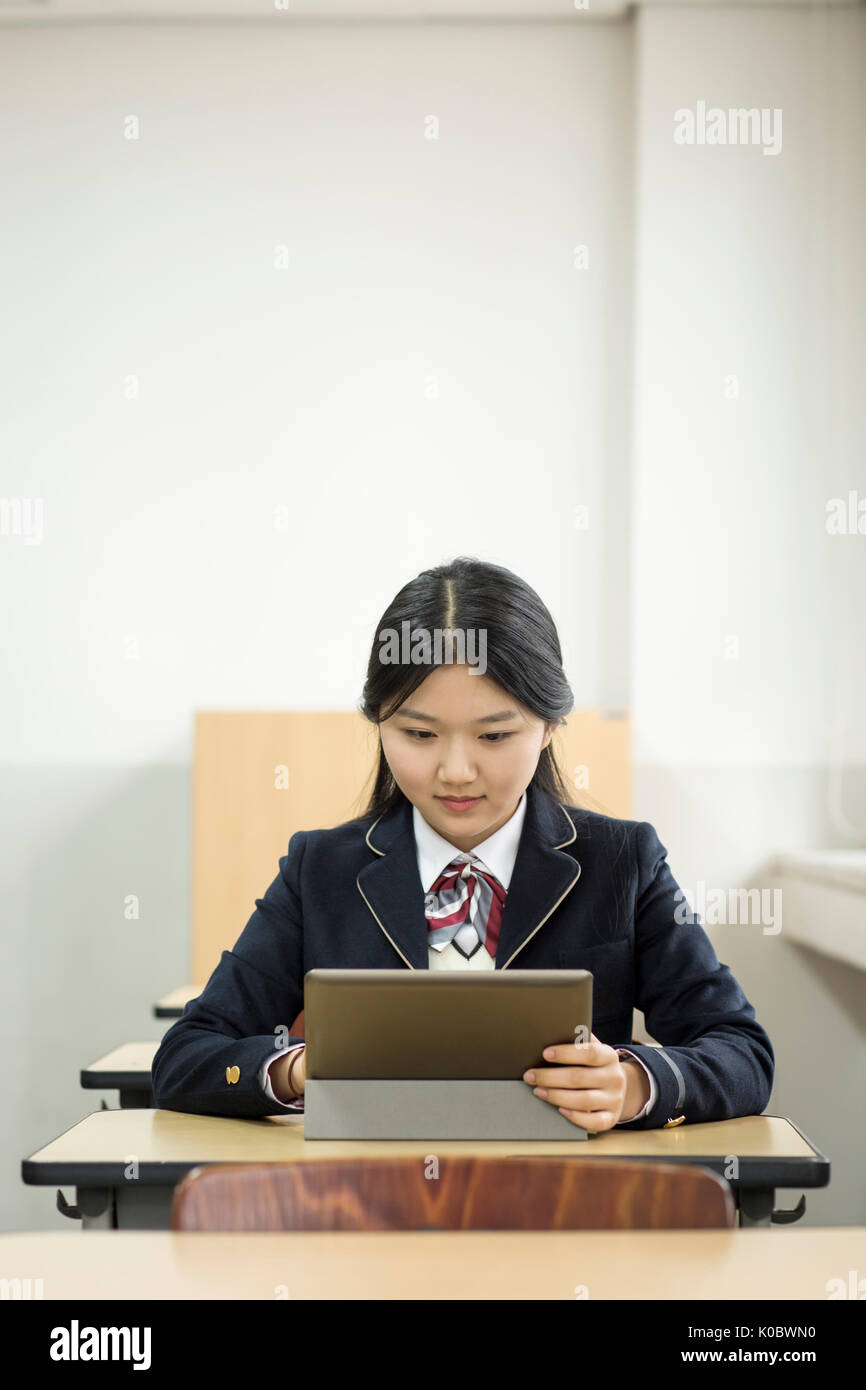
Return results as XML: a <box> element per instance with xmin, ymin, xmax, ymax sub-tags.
<box><xmin>436</xmin><ymin>795</ymin><xmax>483</xmax><ymax>812</ymax></box>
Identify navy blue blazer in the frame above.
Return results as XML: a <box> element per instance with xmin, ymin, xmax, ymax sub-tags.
<box><xmin>151</xmin><ymin>781</ymin><xmax>774</xmax><ymax>1128</ymax></box>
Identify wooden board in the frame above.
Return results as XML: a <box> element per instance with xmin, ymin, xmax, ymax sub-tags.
<box><xmin>192</xmin><ymin>710</ymin><xmax>630</xmax><ymax>984</ymax></box>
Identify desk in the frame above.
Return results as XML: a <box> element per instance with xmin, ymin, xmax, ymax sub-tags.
<box><xmin>0</xmin><ymin>1228</ymin><xmax>860</xmax><ymax>1299</ymax></box>
<box><xmin>153</xmin><ymin>986</ymin><xmax>201</xmax><ymax>1020</ymax></box>
<box><xmin>81</xmin><ymin>1043</ymin><xmax>158</xmax><ymax>1109</ymax></box>
<box><xmin>22</xmin><ymin>1110</ymin><xmax>828</xmax><ymax>1231</ymax></box>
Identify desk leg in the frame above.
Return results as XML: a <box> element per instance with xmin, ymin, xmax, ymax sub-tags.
<box><xmin>77</xmin><ymin>1187</ymin><xmax>115</xmax><ymax>1230</ymax></box>
<box><xmin>738</xmin><ymin>1189</ymin><xmax>774</xmax><ymax>1227</ymax></box>
<box><xmin>119</xmin><ymin>1089</ymin><xmax>153</xmax><ymax>1109</ymax></box>
<box><xmin>114</xmin><ymin>1186</ymin><xmax>176</xmax><ymax>1229</ymax></box>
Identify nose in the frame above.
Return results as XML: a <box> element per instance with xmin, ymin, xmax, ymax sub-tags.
<box><xmin>437</xmin><ymin>737</ymin><xmax>477</xmax><ymax>787</ymax></box>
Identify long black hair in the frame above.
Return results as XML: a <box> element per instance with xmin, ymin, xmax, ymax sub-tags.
<box><xmin>355</xmin><ymin>556</ymin><xmax>577</xmax><ymax>820</ymax></box>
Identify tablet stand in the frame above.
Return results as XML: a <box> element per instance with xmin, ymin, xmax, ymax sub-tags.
<box><xmin>303</xmin><ymin>1079</ymin><xmax>588</xmax><ymax>1140</ymax></box>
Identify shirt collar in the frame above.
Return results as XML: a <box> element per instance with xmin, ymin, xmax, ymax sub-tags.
<box><xmin>412</xmin><ymin>791</ymin><xmax>527</xmax><ymax>893</ymax></box>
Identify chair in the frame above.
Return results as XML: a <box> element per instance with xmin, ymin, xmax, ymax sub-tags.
<box><xmin>170</xmin><ymin>1155</ymin><xmax>736</xmax><ymax>1232</ymax></box>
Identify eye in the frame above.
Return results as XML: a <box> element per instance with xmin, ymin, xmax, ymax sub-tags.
<box><xmin>402</xmin><ymin>730</ymin><xmax>513</xmax><ymax>743</ymax></box>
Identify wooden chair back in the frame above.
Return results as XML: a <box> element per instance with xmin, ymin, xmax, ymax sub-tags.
<box><xmin>171</xmin><ymin>1155</ymin><xmax>735</xmax><ymax>1232</ymax></box>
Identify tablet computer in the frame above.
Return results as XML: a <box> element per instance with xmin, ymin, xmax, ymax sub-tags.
<box><xmin>304</xmin><ymin>968</ymin><xmax>593</xmax><ymax>1080</ymax></box>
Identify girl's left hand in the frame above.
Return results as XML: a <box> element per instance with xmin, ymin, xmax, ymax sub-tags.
<box><xmin>522</xmin><ymin>1033</ymin><xmax>650</xmax><ymax>1131</ymax></box>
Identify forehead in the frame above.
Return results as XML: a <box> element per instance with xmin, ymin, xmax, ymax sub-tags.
<box><xmin>392</xmin><ymin>665</ymin><xmax>528</xmax><ymax>721</ymax></box>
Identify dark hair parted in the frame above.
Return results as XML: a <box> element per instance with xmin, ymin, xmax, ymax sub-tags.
<box><xmin>355</xmin><ymin>556</ymin><xmax>576</xmax><ymax>820</ymax></box>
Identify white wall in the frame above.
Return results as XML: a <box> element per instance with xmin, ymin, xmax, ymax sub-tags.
<box><xmin>0</xmin><ymin>19</ymin><xmax>634</xmax><ymax>1230</ymax></box>
<box><xmin>631</xmin><ymin>4</ymin><xmax>866</xmax><ymax>1224</ymax></box>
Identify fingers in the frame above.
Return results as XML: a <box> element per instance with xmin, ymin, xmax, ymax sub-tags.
<box><xmin>530</xmin><ymin>1083</ymin><xmax>621</xmax><ymax>1132</ymax></box>
<box><xmin>525</xmin><ymin>1067</ymin><xmax>619</xmax><ymax>1089</ymax></box>
<box><xmin>522</xmin><ymin>1061</ymin><xmax>622</xmax><ymax>1095</ymax></box>
<box><xmin>521</xmin><ymin>1035</ymin><xmax>626</xmax><ymax>1130</ymax></box>
<box><xmin>530</xmin><ymin>1085</ymin><xmax>612</xmax><ymax>1110</ymax></box>
<box><xmin>523</xmin><ymin>1033</ymin><xmax>620</xmax><ymax>1089</ymax></box>
<box><xmin>554</xmin><ymin>1105</ymin><xmax>618</xmax><ymax>1132</ymax></box>
<box><xmin>537</xmin><ymin>1034</ymin><xmax>616</xmax><ymax>1067</ymax></box>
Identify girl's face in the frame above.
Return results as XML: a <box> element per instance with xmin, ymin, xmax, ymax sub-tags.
<box><xmin>379</xmin><ymin>663</ymin><xmax>553</xmax><ymax>853</ymax></box>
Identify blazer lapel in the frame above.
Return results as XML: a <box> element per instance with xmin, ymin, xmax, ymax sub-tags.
<box><xmin>356</xmin><ymin>797</ymin><xmax>430</xmax><ymax>969</ymax></box>
<box><xmin>356</xmin><ymin>782</ymin><xmax>582</xmax><ymax>971</ymax></box>
<box><xmin>494</xmin><ymin>782</ymin><xmax>582</xmax><ymax>969</ymax></box>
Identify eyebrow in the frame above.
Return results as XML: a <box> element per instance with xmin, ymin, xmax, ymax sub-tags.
<box><xmin>395</xmin><ymin>707</ymin><xmax>520</xmax><ymax>725</ymax></box>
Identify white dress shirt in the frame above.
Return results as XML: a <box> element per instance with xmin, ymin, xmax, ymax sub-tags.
<box><xmin>260</xmin><ymin>790</ymin><xmax>657</xmax><ymax>1121</ymax></box>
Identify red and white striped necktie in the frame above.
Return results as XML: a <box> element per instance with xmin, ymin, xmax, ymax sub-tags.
<box><xmin>424</xmin><ymin>853</ymin><xmax>506</xmax><ymax>960</ymax></box>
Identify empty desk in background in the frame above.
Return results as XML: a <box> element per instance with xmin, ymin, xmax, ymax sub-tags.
<box><xmin>153</xmin><ymin>986</ymin><xmax>202</xmax><ymax>1020</ymax></box>
<box><xmin>81</xmin><ymin>1043</ymin><xmax>159</xmax><ymax>1109</ymax></box>
<box><xmin>21</xmin><ymin>1110</ymin><xmax>828</xmax><ymax>1231</ymax></box>
<box><xmin>1</xmin><ymin>1227</ymin><xmax>861</xmax><ymax>1300</ymax></box>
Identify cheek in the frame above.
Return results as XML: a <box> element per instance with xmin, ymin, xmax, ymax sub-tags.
<box><xmin>382</xmin><ymin>733</ymin><xmax>421</xmax><ymax>781</ymax></box>
<box><xmin>478</xmin><ymin>744</ymin><xmax>523</xmax><ymax>787</ymax></box>
<box><xmin>502</xmin><ymin>741</ymin><xmax>543</xmax><ymax>785</ymax></box>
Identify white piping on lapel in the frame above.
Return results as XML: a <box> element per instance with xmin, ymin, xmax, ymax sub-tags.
<box><xmin>364</xmin><ymin>816</ymin><xmax>386</xmax><ymax>857</ymax></box>
<box><xmin>355</xmin><ymin>876</ymin><xmax>415</xmax><ymax>969</ymax></box>
<box><xmin>499</xmin><ymin>857</ymin><xmax>582</xmax><ymax>969</ymax></box>
<box><xmin>357</xmin><ymin>811</ymin><xmax>416</xmax><ymax>968</ymax></box>
<box><xmin>357</xmin><ymin>800</ymin><xmax>582</xmax><ymax>971</ymax></box>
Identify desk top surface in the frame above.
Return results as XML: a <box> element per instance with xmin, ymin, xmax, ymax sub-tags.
<box><xmin>1</xmin><ymin>1228</ymin><xmax>861</xmax><ymax>1300</ymax></box>
<box><xmin>153</xmin><ymin>986</ymin><xmax>201</xmax><ymax>1015</ymax></box>
<box><xmin>82</xmin><ymin>1043</ymin><xmax>159</xmax><ymax>1075</ymax></box>
<box><xmin>22</xmin><ymin>1110</ymin><xmax>827</xmax><ymax>1188</ymax></box>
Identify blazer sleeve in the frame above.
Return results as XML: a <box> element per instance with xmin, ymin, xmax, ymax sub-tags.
<box><xmin>612</xmin><ymin>821</ymin><xmax>775</xmax><ymax>1129</ymax></box>
<box><xmin>150</xmin><ymin>831</ymin><xmax>308</xmax><ymax>1118</ymax></box>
